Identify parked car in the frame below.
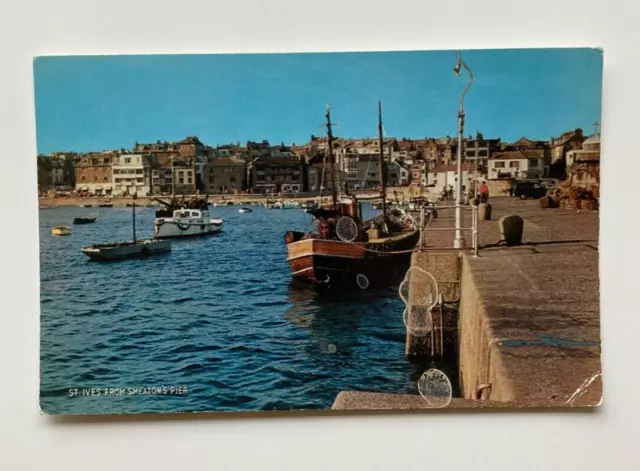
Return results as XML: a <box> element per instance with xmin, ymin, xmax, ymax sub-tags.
<box><xmin>512</xmin><ymin>181</ymin><xmax>547</xmax><ymax>199</ymax></box>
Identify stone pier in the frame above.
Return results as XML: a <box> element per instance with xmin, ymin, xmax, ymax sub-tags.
<box><xmin>333</xmin><ymin>197</ymin><xmax>601</xmax><ymax>410</ymax></box>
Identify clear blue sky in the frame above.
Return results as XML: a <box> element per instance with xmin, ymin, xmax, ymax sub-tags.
<box><xmin>33</xmin><ymin>48</ymin><xmax>602</xmax><ymax>154</ymax></box>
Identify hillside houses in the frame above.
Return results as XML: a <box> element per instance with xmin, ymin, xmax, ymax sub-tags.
<box><xmin>37</xmin><ymin>125</ymin><xmax>597</xmax><ymax>195</ymax></box>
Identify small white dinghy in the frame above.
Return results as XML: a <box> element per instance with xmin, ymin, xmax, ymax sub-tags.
<box><xmin>238</xmin><ymin>207</ymin><xmax>253</xmax><ymax>213</ymax></box>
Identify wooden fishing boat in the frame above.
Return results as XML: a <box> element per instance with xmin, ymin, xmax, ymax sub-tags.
<box><xmin>286</xmin><ymin>203</ymin><xmax>418</xmax><ymax>288</ymax></box>
<box><xmin>52</xmin><ymin>225</ymin><xmax>72</xmax><ymax>236</ymax></box>
<box><xmin>285</xmin><ymin>103</ymin><xmax>419</xmax><ymax>289</ymax></box>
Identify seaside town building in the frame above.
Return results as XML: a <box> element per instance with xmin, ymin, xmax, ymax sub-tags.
<box><xmin>112</xmin><ymin>153</ymin><xmax>154</xmax><ymax>196</ymax></box>
<box><xmin>203</xmin><ymin>158</ymin><xmax>246</xmax><ymax>194</ymax></box>
<box><xmin>566</xmin><ymin>133</ymin><xmax>600</xmax><ymax>188</ymax></box>
<box><xmin>172</xmin><ymin>157</ymin><xmax>196</xmax><ymax>195</ymax></box>
<box><xmin>463</xmin><ymin>133</ymin><xmax>501</xmax><ymax>171</ymax></box>
<box><xmin>37</xmin><ymin>153</ymin><xmax>78</xmax><ymax>193</ymax></box>
<box><xmin>74</xmin><ymin>151</ymin><xmax>117</xmax><ymax>195</ymax></box>
<box><xmin>487</xmin><ymin>150</ymin><xmax>548</xmax><ymax>180</ymax></box>
<box><xmin>550</xmin><ymin>128</ymin><xmax>585</xmax><ymax>164</ymax></box>
<box><xmin>427</xmin><ymin>163</ymin><xmax>475</xmax><ymax>195</ymax></box>
<box><xmin>387</xmin><ymin>161</ymin><xmax>410</xmax><ymax>186</ymax></box>
<box><xmin>41</xmin><ymin>125</ymin><xmax>596</xmax><ymax>197</ymax></box>
<box><xmin>409</xmin><ymin>159</ymin><xmax>428</xmax><ymax>187</ymax></box>
<box><xmin>247</xmin><ymin>156</ymin><xmax>307</xmax><ymax>193</ymax></box>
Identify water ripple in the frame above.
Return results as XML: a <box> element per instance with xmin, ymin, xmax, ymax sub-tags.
<box><xmin>39</xmin><ymin>205</ymin><xmax>418</xmax><ymax>414</ymax></box>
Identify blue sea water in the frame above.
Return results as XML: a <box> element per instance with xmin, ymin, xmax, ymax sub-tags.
<box><xmin>39</xmin><ymin>203</ymin><xmax>423</xmax><ymax>414</ymax></box>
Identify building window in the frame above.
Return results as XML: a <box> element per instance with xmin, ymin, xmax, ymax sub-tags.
<box><xmin>509</xmin><ymin>161</ymin><xmax>520</xmax><ymax>168</ymax></box>
<box><xmin>528</xmin><ymin>158</ymin><xmax>538</xmax><ymax>166</ymax></box>
<box><xmin>124</xmin><ymin>158</ymin><xmax>131</xmax><ymax>164</ymax></box>
<box><xmin>104</xmin><ymin>176</ymin><xmax>108</xmax><ymax>182</ymax></box>
<box><xmin>230</xmin><ymin>177</ymin><xmax>236</xmax><ymax>183</ymax></box>
<box><xmin>494</xmin><ymin>161</ymin><xmax>505</xmax><ymax>168</ymax></box>
<box><xmin>187</xmin><ymin>177</ymin><xmax>193</xmax><ymax>184</ymax></box>
<box><xmin>81</xmin><ymin>176</ymin><xmax>86</xmax><ymax>181</ymax></box>
<box><xmin>179</xmin><ymin>178</ymin><xmax>184</xmax><ymax>184</ymax></box>
<box><xmin>209</xmin><ymin>176</ymin><xmax>213</xmax><ymax>183</ymax></box>
<box><xmin>478</xmin><ymin>150</ymin><xmax>488</xmax><ymax>157</ymax></box>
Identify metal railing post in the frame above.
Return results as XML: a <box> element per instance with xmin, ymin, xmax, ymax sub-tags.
<box><xmin>472</xmin><ymin>202</ymin><xmax>479</xmax><ymax>257</ymax></box>
<box><xmin>419</xmin><ymin>206</ymin><xmax>425</xmax><ymax>250</ymax></box>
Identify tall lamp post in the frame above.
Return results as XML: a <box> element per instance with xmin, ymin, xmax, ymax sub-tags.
<box><xmin>453</xmin><ymin>51</ymin><xmax>474</xmax><ymax>249</ymax></box>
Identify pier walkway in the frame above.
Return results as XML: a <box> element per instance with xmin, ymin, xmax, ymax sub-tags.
<box><xmin>333</xmin><ymin>197</ymin><xmax>601</xmax><ymax>410</ymax></box>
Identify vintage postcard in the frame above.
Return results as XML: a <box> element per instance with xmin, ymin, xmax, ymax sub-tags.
<box><xmin>37</xmin><ymin>48</ymin><xmax>602</xmax><ymax>415</ymax></box>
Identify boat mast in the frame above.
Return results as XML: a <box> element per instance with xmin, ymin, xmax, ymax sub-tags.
<box><xmin>171</xmin><ymin>155</ymin><xmax>175</xmax><ymax>197</ymax></box>
<box><xmin>326</xmin><ymin>106</ymin><xmax>337</xmax><ymax>209</ymax></box>
<box><xmin>378</xmin><ymin>100</ymin><xmax>387</xmax><ymax>222</ymax></box>
<box><xmin>132</xmin><ymin>194</ymin><xmax>137</xmax><ymax>243</ymax></box>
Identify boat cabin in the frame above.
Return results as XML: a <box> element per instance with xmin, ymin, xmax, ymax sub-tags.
<box><xmin>172</xmin><ymin>209</ymin><xmax>208</xmax><ymax>220</ymax></box>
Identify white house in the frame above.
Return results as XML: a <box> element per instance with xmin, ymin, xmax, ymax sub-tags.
<box><xmin>427</xmin><ymin>163</ymin><xmax>474</xmax><ymax>195</ymax></box>
<box><xmin>112</xmin><ymin>154</ymin><xmax>153</xmax><ymax>196</ymax></box>
<box><xmin>487</xmin><ymin>150</ymin><xmax>547</xmax><ymax>180</ymax></box>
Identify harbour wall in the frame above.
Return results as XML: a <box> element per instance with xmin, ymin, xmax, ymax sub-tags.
<box><xmin>458</xmin><ymin>254</ymin><xmax>513</xmax><ymax>402</ymax></box>
<box><xmin>334</xmin><ymin>197</ymin><xmax>602</xmax><ymax>410</ymax></box>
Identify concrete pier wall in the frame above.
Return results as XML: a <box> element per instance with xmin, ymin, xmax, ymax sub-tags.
<box><xmin>458</xmin><ymin>255</ymin><xmax>513</xmax><ymax>402</ymax></box>
<box><xmin>457</xmin><ymin>246</ymin><xmax>601</xmax><ymax>406</ymax></box>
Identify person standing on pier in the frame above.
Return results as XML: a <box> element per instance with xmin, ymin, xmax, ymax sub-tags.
<box><xmin>479</xmin><ymin>181</ymin><xmax>489</xmax><ymax>203</ymax></box>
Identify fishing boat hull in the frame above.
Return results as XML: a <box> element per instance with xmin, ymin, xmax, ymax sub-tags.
<box><xmin>153</xmin><ymin>218</ymin><xmax>224</xmax><ymax>239</ymax></box>
<box><xmin>81</xmin><ymin>240</ymin><xmax>171</xmax><ymax>261</ymax></box>
<box><xmin>286</xmin><ymin>231</ymin><xmax>419</xmax><ymax>288</ymax></box>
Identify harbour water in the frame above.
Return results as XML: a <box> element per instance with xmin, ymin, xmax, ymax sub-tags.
<box><xmin>39</xmin><ymin>203</ymin><xmax>425</xmax><ymax>414</ymax></box>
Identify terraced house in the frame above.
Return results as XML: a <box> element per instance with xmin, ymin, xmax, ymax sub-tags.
<box><xmin>74</xmin><ymin>151</ymin><xmax>117</xmax><ymax>195</ymax></box>
<box><xmin>248</xmin><ymin>156</ymin><xmax>306</xmax><ymax>193</ymax></box>
<box><xmin>203</xmin><ymin>158</ymin><xmax>246</xmax><ymax>194</ymax></box>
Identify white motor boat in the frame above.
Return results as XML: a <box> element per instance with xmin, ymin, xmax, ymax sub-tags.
<box><xmin>154</xmin><ymin>208</ymin><xmax>224</xmax><ymax>239</ymax></box>
<box><xmin>238</xmin><ymin>207</ymin><xmax>253</xmax><ymax>213</ymax></box>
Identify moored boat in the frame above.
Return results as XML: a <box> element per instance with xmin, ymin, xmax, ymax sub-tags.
<box><xmin>286</xmin><ymin>203</ymin><xmax>418</xmax><ymax>288</ymax></box>
<box><xmin>285</xmin><ymin>103</ymin><xmax>419</xmax><ymax>289</ymax></box>
<box><xmin>81</xmin><ymin>197</ymin><xmax>171</xmax><ymax>261</ymax></box>
<box><xmin>52</xmin><ymin>225</ymin><xmax>72</xmax><ymax>236</ymax></box>
<box><xmin>238</xmin><ymin>207</ymin><xmax>253</xmax><ymax>213</ymax></box>
<box><xmin>82</xmin><ymin>240</ymin><xmax>171</xmax><ymax>261</ymax></box>
<box><xmin>154</xmin><ymin>208</ymin><xmax>224</xmax><ymax>239</ymax></box>
<box><xmin>73</xmin><ymin>215</ymin><xmax>98</xmax><ymax>224</ymax></box>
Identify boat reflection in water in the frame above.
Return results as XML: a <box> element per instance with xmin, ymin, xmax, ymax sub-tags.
<box><xmin>283</xmin><ymin>280</ymin><xmax>405</xmax><ymax>362</ymax></box>
<box><xmin>283</xmin><ymin>280</ymin><xmax>462</xmax><ymax>400</ymax></box>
